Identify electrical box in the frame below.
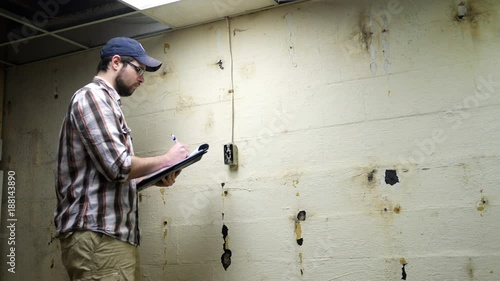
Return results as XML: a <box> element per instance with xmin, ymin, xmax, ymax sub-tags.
<box><xmin>224</xmin><ymin>143</ymin><xmax>238</xmax><ymax>166</ymax></box>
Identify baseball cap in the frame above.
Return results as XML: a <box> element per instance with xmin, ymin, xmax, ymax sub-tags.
<box><xmin>100</xmin><ymin>37</ymin><xmax>162</xmax><ymax>72</ymax></box>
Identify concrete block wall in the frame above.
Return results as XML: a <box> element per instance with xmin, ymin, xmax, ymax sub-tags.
<box><xmin>1</xmin><ymin>0</ymin><xmax>499</xmax><ymax>280</ymax></box>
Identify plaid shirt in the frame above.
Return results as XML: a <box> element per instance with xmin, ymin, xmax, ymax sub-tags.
<box><xmin>54</xmin><ymin>76</ymin><xmax>140</xmax><ymax>245</ymax></box>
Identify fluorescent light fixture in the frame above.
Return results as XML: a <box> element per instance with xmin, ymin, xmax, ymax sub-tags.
<box><xmin>120</xmin><ymin>0</ymin><xmax>181</xmax><ymax>10</ymax></box>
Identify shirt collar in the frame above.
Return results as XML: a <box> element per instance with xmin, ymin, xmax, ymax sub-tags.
<box><xmin>92</xmin><ymin>76</ymin><xmax>122</xmax><ymax>106</ymax></box>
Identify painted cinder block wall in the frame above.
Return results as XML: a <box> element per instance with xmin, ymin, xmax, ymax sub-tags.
<box><xmin>1</xmin><ymin>0</ymin><xmax>500</xmax><ymax>280</ymax></box>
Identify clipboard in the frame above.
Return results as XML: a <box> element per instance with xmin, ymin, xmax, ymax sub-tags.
<box><xmin>137</xmin><ymin>143</ymin><xmax>209</xmax><ymax>191</ymax></box>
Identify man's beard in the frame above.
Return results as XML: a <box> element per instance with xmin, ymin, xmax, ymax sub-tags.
<box><xmin>115</xmin><ymin>70</ymin><xmax>135</xmax><ymax>97</ymax></box>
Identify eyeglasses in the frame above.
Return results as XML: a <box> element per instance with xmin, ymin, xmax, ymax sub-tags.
<box><xmin>124</xmin><ymin>61</ymin><xmax>145</xmax><ymax>76</ymax></box>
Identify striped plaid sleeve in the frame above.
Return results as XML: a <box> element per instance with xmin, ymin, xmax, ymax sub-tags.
<box><xmin>70</xmin><ymin>88</ymin><xmax>132</xmax><ymax>182</ymax></box>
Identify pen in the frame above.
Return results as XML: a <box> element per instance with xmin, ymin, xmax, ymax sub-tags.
<box><xmin>171</xmin><ymin>134</ymin><xmax>177</xmax><ymax>143</ymax></box>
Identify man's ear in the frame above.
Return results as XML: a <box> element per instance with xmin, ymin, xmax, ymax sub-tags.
<box><xmin>110</xmin><ymin>55</ymin><xmax>122</xmax><ymax>71</ymax></box>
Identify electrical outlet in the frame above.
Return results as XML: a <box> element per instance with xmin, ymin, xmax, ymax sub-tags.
<box><xmin>224</xmin><ymin>143</ymin><xmax>238</xmax><ymax>166</ymax></box>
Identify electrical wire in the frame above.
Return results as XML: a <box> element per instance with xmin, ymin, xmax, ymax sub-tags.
<box><xmin>226</xmin><ymin>17</ymin><xmax>235</xmax><ymax>144</ymax></box>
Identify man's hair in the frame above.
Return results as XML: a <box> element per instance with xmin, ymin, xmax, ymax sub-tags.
<box><xmin>96</xmin><ymin>55</ymin><xmax>134</xmax><ymax>73</ymax></box>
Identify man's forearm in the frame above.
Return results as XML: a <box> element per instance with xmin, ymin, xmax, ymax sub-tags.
<box><xmin>129</xmin><ymin>155</ymin><xmax>171</xmax><ymax>179</ymax></box>
<box><xmin>129</xmin><ymin>142</ymin><xmax>190</xmax><ymax>180</ymax></box>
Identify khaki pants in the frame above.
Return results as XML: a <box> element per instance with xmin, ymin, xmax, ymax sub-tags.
<box><xmin>59</xmin><ymin>231</ymin><xmax>141</xmax><ymax>281</ymax></box>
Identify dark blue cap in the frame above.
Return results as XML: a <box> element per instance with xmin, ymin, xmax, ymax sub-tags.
<box><xmin>100</xmin><ymin>37</ymin><xmax>162</xmax><ymax>72</ymax></box>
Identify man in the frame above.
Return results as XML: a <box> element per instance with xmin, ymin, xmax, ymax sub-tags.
<box><xmin>54</xmin><ymin>37</ymin><xmax>189</xmax><ymax>281</ymax></box>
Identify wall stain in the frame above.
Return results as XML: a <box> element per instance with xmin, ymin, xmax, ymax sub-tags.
<box><xmin>161</xmin><ymin>218</ymin><xmax>171</xmax><ymax>240</ymax></box>
<box><xmin>385</xmin><ymin>169</ymin><xmax>399</xmax><ymax>185</ymax></box>
<box><xmin>163</xmin><ymin>245</ymin><xmax>169</xmax><ymax>271</ymax></box>
<box><xmin>295</xmin><ymin>211</ymin><xmax>306</xmax><ymax>246</ymax></box>
<box><xmin>50</xmin><ymin>258</ymin><xmax>54</xmax><ymax>269</ymax></box>
<box><xmin>466</xmin><ymin>258</ymin><xmax>475</xmax><ymax>280</ymax></box>
<box><xmin>221</xmin><ymin>224</ymin><xmax>232</xmax><ymax>270</ymax></box>
<box><xmin>299</xmin><ymin>252</ymin><xmax>304</xmax><ymax>276</ymax></box>
<box><xmin>297</xmin><ymin>210</ymin><xmax>306</xmax><ymax>221</ymax></box>
<box><xmin>176</xmin><ymin>95</ymin><xmax>194</xmax><ymax>112</ymax></box>
<box><xmin>284</xmin><ymin>12</ymin><xmax>298</xmax><ymax>67</ymax></box>
<box><xmin>352</xmin><ymin>166</ymin><xmax>378</xmax><ymax>189</ymax></box>
<box><xmin>453</xmin><ymin>0</ymin><xmax>497</xmax><ymax>40</ymax></box>
<box><xmin>160</xmin><ymin>65</ymin><xmax>169</xmax><ymax>77</ymax></box>
<box><xmin>368</xmin><ymin>169</ymin><xmax>377</xmax><ymax>183</ymax></box>
<box><xmin>282</xmin><ymin>171</ymin><xmax>303</xmax><ymax>188</ymax></box>
<box><xmin>159</xmin><ymin>188</ymin><xmax>166</xmax><ymax>205</ymax></box>
<box><xmin>352</xmin><ymin>10</ymin><xmax>372</xmax><ymax>51</ymax></box>
<box><xmin>295</xmin><ymin>222</ymin><xmax>302</xmax><ymax>245</ymax></box>
<box><xmin>48</xmin><ymin>234</ymin><xmax>56</xmax><ymax>246</ymax></box>
<box><xmin>400</xmin><ymin>258</ymin><xmax>408</xmax><ymax>280</ymax></box>
<box><xmin>352</xmin><ymin>166</ymin><xmax>403</xmax><ymax>234</ymax></box>
<box><xmin>476</xmin><ymin>195</ymin><xmax>488</xmax><ymax>214</ymax></box>
<box><xmin>393</xmin><ymin>204</ymin><xmax>402</xmax><ymax>214</ymax></box>
<box><xmin>233</xmin><ymin>28</ymin><xmax>248</xmax><ymax>37</ymax></box>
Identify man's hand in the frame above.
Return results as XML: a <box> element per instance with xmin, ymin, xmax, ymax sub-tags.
<box><xmin>164</xmin><ymin>142</ymin><xmax>190</xmax><ymax>166</ymax></box>
<box><xmin>155</xmin><ymin>170</ymin><xmax>182</xmax><ymax>187</ymax></box>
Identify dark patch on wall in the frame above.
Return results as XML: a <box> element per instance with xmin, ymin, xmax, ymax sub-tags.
<box><xmin>223</xmin><ymin>190</ymin><xmax>229</xmax><ymax>196</ymax></box>
<box><xmin>221</xmin><ymin>182</ymin><xmax>225</xmax><ymax>188</ymax></box>
<box><xmin>222</xmin><ymin>224</ymin><xmax>228</xmax><ymax>239</ymax></box>
<box><xmin>296</xmin><ymin>238</ymin><xmax>303</xmax><ymax>246</ymax></box>
<box><xmin>299</xmin><ymin>252</ymin><xmax>304</xmax><ymax>275</ymax></box>
<box><xmin>161</xmin><ymin>68</ymin><xmax>168</xmax><ymax>77</ymax></box>
<box><xmin>394</xmin><ymin>204</ymin><xmax>402</xmax><ymax>214</ymax></box>
<box><xmin>221</xmin><ymin>224</ymin><xmax>231</xmax><ymax>270</ymax></box>
<box><xmin>216</xmin><ymin>60</ymin><xmax>224</xmax><ymax>70</ymax></box>
<box><xmin>385</xmin><ymin>170</ymin><xmax>399</xmax><ymax>185</ymax></box>
<box><xmin>400</xmin><ymin>258</ymin><xmax>408</xmax><ymax>280</ymax></box>
<box><xmin>48</xmin><ymin>234</ymin><xmax>56</xmax><ymax>246</ymax></box>
<box><xmin>453</xmin><ymin>0</ymin><xmax>496</xmax><ymax>39</ymax></box>
<box><xmin>53</xmin><ymin>79</ymin><xmax>59</xmax><ymax>100</ymax></box>
<box><xmin>357</xmin><ymin>10</ymin><xmax>373</xmax><ymax>51</ymax></box>
<box><xmin>221</xmin><ymin>250</ymin><xmax>232</xmax><ymax>271</ymax></box>
<box><xmin>297</xmin><ymin>211</ymin><xmax>306</xmax><ymax>221</ymax></box>
<box><xmin>476</xmin><ymin>196</ymin><xmax>488</xmax><ymax>212</ymax></box>
<box><xmin>368</xmin><ymin>169</ymin><xmax>377</xmax><ymax>182</ymax></box>
<box><xmin>295</xmin><ymin>211</ymin><xmax>306</xmax><ymax>246</ymax></box>
<box><xmin>50</xmin><ymin>258</ymin><xmax>54</xmax><ymax>269</ymax></box>
<box><xmin>456</xmin><ymin>1</ymin><xmax>467</xmax><ymax>21</ymax></box>
<box><xmin>139</xmin><ymin>193</ymin><xmax>143</xmax><ymax>203</ymax></box>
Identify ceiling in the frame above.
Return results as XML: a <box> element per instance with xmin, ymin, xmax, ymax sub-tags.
<box><xmin>0</xmin><ymin>0</ymin><xmax>301</xmax><ymax>68</ymax></box>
